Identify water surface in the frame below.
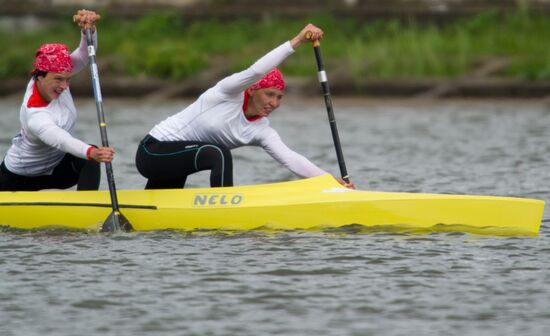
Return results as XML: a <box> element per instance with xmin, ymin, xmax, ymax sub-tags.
<box><xmin>1</xmin><ymin>96</ymin><xmax>549</xmax><ymax>335</ymax></box>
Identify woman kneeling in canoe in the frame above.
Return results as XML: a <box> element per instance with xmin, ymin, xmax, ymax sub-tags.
<box><xmin>135</xmin><ymin>24</ymin><xmax>354</xmax><ymax>189</ymax></box>
<box><xmin>0</xmin><ymin>10</ymin><xmax>114</xmax><ymax>192</ymax></box>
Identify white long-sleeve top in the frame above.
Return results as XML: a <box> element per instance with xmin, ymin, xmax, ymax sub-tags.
<box><xmin>149</xmin><ymin>41</ymin><xmax>327</xmax><ymax>178</ymax></box>
<box><xmin>3</xmin><ymin>32</ymin><xmax>97</xmax><ymax>176</ymax></box>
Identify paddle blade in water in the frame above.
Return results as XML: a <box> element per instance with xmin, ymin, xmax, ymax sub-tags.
<box><xmin>101</xmin><ymin>211</ymin><xmax>133</xmax><ymax>232</ymax></box>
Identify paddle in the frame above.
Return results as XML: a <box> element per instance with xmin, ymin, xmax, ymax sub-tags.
<box><xmin>306</xmin><ymin>32</ymin><xmax>350</xmax><ymax>183</ymax></box>
<box><xmin>84</xmin><ymin>28</ymin><xmax>133</xmax><ymax>232</ymax></box>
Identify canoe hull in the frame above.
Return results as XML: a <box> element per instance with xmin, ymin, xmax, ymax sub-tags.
<box><xmin>0</xmin><ymin>175</ymin><xmax>544</xmax><ymax>235</ymax></box>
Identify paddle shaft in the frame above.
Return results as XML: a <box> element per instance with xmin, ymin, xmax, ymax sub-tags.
<box><xmin>308</xmin><ymin>37</ymin><xmax>350</xmax><ymax>183</ymax></box>
<box><xmin>85</xmin><ymin>29</ymin><xmax>127</xmax><ymax>231</ymax></box>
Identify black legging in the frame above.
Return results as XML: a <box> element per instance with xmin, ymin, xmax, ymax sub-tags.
<box><xmin>135</xmin><ymin>135</ymin><xmax>233</xmax><ymax>189</ymax></box>
<box><xmin>0</xmin><ymin>154</ymin><xmax>100</xmax><ymax>191</ymax></box>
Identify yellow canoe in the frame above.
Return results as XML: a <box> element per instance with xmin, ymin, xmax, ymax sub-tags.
<box><xmin>0</xmin><ymin>174</ymin><xmax>544</xmax><ymax>235</ymax></box>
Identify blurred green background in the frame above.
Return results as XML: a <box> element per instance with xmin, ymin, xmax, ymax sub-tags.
<box><xmin>1</xmin><ymin>0</ymin><xmax>549</xmax><ymax>96</ymax></box>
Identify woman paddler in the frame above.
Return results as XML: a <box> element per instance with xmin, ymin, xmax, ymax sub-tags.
<box><xmin>0</xmin><ymin>9</ymin><xmax>115</xmax><ymax>191</ymax></box>
<box><xmin>135</xmin><ymin>23</ymin><xmax>355</xmax><ymax>189</ymax></box>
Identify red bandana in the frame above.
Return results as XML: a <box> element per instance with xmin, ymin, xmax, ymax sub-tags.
<box><xmin>248</xmin><ymin>68</ymin><xmax>285</xmax><ymax>91</ymax></box>
<box><xmin>32</xmin><ymin>44</ymin><xmax>73</xmax><ymax>74</ymax></box>
<box><xmin>243</xmin><ymin>68</ymin><xmax>285</xmax><ymax>121</ymax></box>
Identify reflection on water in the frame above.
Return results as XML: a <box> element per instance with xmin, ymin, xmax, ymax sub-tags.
<box><xmin>1</xmin><ymin>96</ymin><xmax>549</xmax><ymax>336</ymax></box>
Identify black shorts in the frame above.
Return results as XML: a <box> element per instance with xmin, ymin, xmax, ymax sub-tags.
<box><xmin>135</xmin><ymin>135</ymin><xmax>233</xmax><ymax>189</ymax></box>
<box><xmin>0</xmin><ymin>154</ymin><xmax>100</xmax><ymax>191</ymax></box>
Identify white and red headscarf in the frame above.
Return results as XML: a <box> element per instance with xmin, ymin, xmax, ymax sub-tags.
<box><xmin>32</xmin><ymin>43</ymin><xmax>73</xmax><ymax>74</ymax></box>
<box><xmin>242</xmin><ymin>68</ymin><xmax>285</xmax><ymax>120</ymax></box>
<box><xmin>248</xmin><ymin>68</ymin><xmax>285</xmax><ymax>92</ymax></box>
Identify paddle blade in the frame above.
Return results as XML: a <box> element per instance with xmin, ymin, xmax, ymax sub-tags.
<box><xmin>101</xmin><ymin>211</ymin><xmax>133</xmax><ymax>232</ymax></box>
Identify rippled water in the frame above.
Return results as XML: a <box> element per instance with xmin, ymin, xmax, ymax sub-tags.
<box><xmin>1</xmin><ymin>96</ymin><xmax>550</xmax><ymax>335</ymax></box>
